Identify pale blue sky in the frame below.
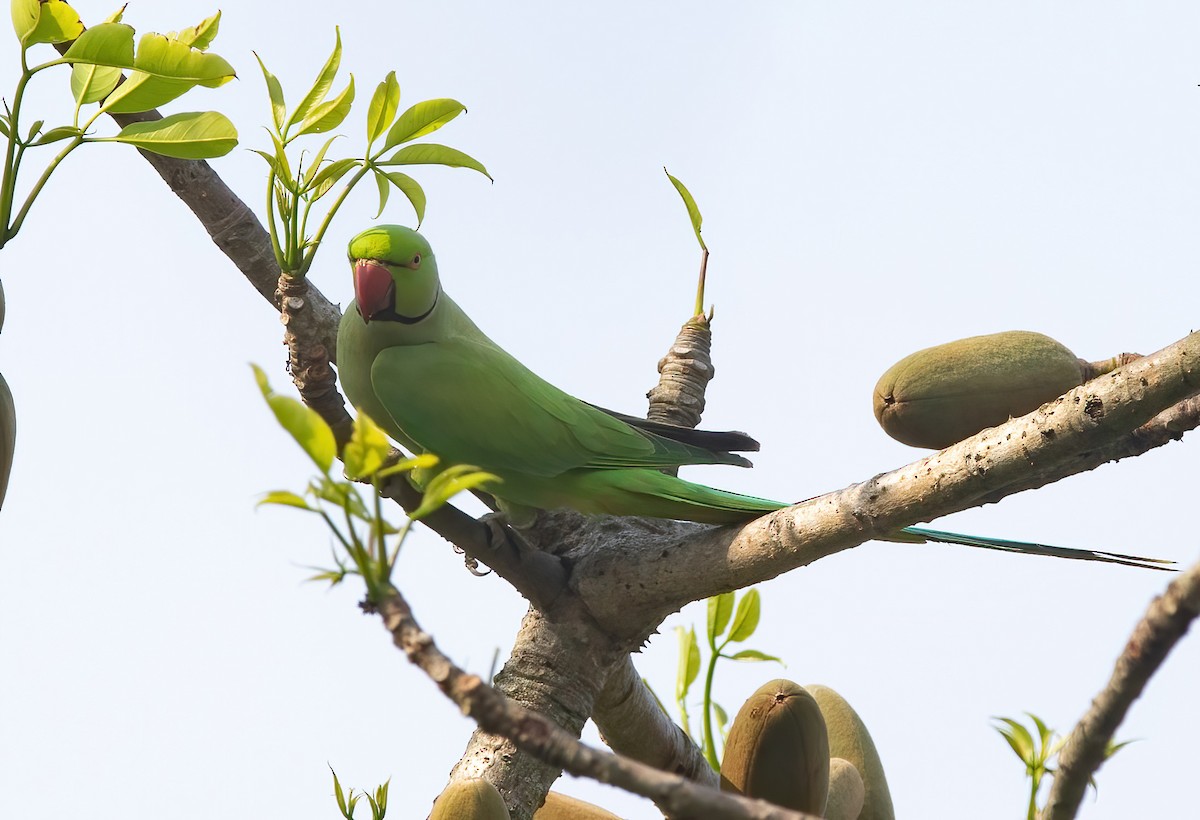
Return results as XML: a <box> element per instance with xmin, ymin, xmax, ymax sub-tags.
<box><xmin>1</xmin><ymin>2</ymin><xmax>1197</xmax><ymax>818</ymax></box>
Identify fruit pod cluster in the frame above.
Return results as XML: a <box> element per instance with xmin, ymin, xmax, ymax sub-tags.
<box><xmin>719</xmin><ymin>680</ymin><xmax>895</xmax><ymax>820</ymax></box>
<box><xmin>0</xmin><ymin>280</ymin><xmax>14</xmax><ymax>510</ymax></box>
<box><xmin>873</xmin><ymin>330</ymin><xmax>1086</xmax><ymax>449</ymax></box>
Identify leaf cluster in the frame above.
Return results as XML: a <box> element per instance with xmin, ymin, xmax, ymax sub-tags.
<box><xmin>673</xmin><ymin>588</ymin><xmax>783</xmax><ymax>771</ymax></box>
<box><xmin>994</xmin><ymin>712</ymin><xmax>1133</xmax><ymax>819</ymax></box>
<box><xmin>251</xmin><ymin>364</ymin><xmax>497</xmax><ymax>603</ymax></box>
<box><xmin>1</xmin><ymin>4</ymin><xmax>238</xmax><ymax>248</ymax></box>
<box><xmin>331</xmin><ymin>767</ymin><xmax>389</xmax><ymax>820</ymax></box>
<box><xmin>253</xmin><ymin>30</ymin><xmax>491</xmax><ymax>278</ymax></box>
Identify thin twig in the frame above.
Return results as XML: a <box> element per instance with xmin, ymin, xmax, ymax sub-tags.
<box><xmin>1038</xmin><ymin>556</ymin><xmax>1200</xmax><ymax>820</ymax></box>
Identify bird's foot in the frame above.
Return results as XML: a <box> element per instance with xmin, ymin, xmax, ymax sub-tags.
<box><xmin>480</xmin><ymin>510</ymin><xmax>537</xmax><ymax>559</ymax></box>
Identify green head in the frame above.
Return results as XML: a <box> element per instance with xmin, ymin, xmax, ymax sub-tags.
<box><xmin>347</xmin><ymin>225</ymin><xmax>439</xmax><ymax>324</ymax></box>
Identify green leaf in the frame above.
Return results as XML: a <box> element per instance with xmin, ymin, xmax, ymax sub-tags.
<box><xmin>253</xmin><ymin>52</ymin><xmax>286</xmax><ymax>132</ymax></box>
<box><xmin>674</xmin><ymin>625</ymin><xmax>700</xmax><ymax>699</ymax></box>
<box><xmin>310</xmin><ymin>477</ymin><xmax>369</xmax><ymax>521</ymax></box>
<box><xmin>252</xmin><ymin>364</ymin><xmax>336</xmax><ymax>475</ymax></box>
<box><xmin>102</xmin><ymin>6</ymin><xmax>123</xmax><ymax>24</ymax></box>
<box><xmin>70</xmin><ymin>62</ymin><xmax>122</xmax><ymax>104</ymax></box>
<box><xmin>61</xmin><ymin>22</ymin><xmax>135</xmax><ymax>70</ymax></box>
<box><xmin>131</xmin><ymin>32</ymin><xmax>236</xmax><ymax>87</ymax></box>
<box><xmin>295</xmin><ymin>75</ymin><xmax>355</xmax><ymax>137</ymax></box>
<box><xmin>101</xmin><ymin>33</ymin><xmax>237</xmax><ymax>114</ymax></box>
<box><xmin>374</xmin><ymin>452</ymin><xmax>438</xmax><ymax>481</ymax></box>
<box><xmin>375</xmin><ymin>779</ymin><xmax>389</xmax><ymax>816</ymax></box>
<box><xmin>726</xmin><ymin>588</ymin><xmax>761</xmax><ymax>643</ymax></box>
<box><xmin>21</xmin><ymin>0</ymin><xmax>80</xmax><ymax>46</ymax></box>
<box><xmin>274</xmin><ymin>179</ymin><xmax>291</xmax><ymax>222</ymax></box>
<box><xmin>383</xmin><ymin>98</ymin><xmax>466</xmax><ymax>151</ymax></box>
<box><xmin>11</xmin><ymin>0</ymin><xmax>39</xmax><ymax>46</ymax></box>
<box><xmin>409</xmin><ymin>464</ymin><xmax>499</xmax><ymax>520</ymax></box>
<box><xmin>331</xmin><ymin>767</ymin><xmax>349</xmax><ymax>816</ymax></box>
<box><xmin>106</xmin><ymin>111</ymin><xmax>237</xmax><ymax>159</ymax></box>
<box><xmin>257</xmin><ymin>490</ymin><xmax>314</xmax><ymax>511</ymax></box>
<box><xmin>1106</xmin><ymin>738</ymin><xmax>1136</xmax><ymax>759</ymax></box>
<box><xmin>664</xmin><ymin>167</ymin><xmax>707</xmax><ymax>252</ymax></box>
<box><xmin>171</xmin><ymin>10</ymin><xmax>220</xmax><ymax>51</ymax></box>
<box><xmin>24</xmin><ymin>118</ymin><xmax>43</xmax><ymax>141</ymax></box>
<box><xmin>382</xmin><ymin>143</ymin><xmax>491</xmax><ymax>181</ymax></box>
<box><xmin>286</xmin><ymin>27</ymin><xmax>341</xmax><ymax>133</ymax></box>
<box><xmin>267</xmin><ymin>129</ymin><xmax>295</xmax><ymax>190</ymax></box>
<box><xmin>309</xmin><ymin>157</ymin><xmax>359</xmax><ymax>201</ymax></box>
<box><xmin>301</xmin><ymin>134</ymin><xmax>341</xmax><ymax>187</ymax></box>
<box><xmin>372</xmin><ymin>167</ymin><xmax>390</xmax><ymax>219</ymax></box>
<box><xmin>382</xmin><ymin>170</ymin><xmax>425</xmax><ymax>225</ymax></box>
<box><xmin>0</xmin><ymin>117</ymin><xmax>10</xmax><ymax>139</ymax></box>
<box><xmin>250</xmin><ymin>149</ymin><xmax>285</xmax><ymax>180</ymax></box>
<box><xmin>342</xmin><ymin>411</ymin><xmax>393</xmax><ymax>480</ymax></box>
<box><xmin>33</xmin><ymin>125</ymin><xmax>82</xmax><ymax>145</ymax></box>
<box><xmin>993</xmin><ymin>717</ymin><xmax>1036</xmax><ymax>764</ymax></box>
<box><xmin>712</xmin><ymin>701</ymin><xmax>729</xmax><ymax>739</ymax></box>
<box><xmin>727</xmin><ymin>649</ymin><xmax>782</xmax><ymax>663</ymax></box>
<box><xmin>706</xmin><ymin>592</ymin><xmax>734</xmax><ymax>643</ymax></box>
<box><xmin>307</xmin><ymin>567</ymin><xmax>349</xmax><ymax>585</ymax></box>
<box><xmin>366</xmin><ymin>70</ymin><xmax>400</xmax><ymax>147</ymax></box>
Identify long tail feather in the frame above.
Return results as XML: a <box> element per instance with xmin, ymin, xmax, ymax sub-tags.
<box><xmin>899</xmin><ymin>526</ymin><xmax>1175</xmax><ymax>570</ymax></box>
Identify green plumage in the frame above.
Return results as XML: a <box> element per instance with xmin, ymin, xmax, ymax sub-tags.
<box><xmin>336</xmin><ymin>225</ymin><xmax>1168</xmax><ymax>568</ymax></box>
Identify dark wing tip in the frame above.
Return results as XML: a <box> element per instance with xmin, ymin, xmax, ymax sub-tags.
<box><xmin>587</xmin><ymin>403</ymin><xmax>762</xmax><ymax>453</ymax></box>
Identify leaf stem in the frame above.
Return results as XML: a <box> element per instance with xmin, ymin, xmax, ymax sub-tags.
<box><xmin>0</xmin><ymin>57</ymin><xmax>32</xmax><ymax>246</ymax></box>
<box><xmin>8</xmin><ymin>136</ymin><xmax>84</xmax><ymax>237</ymax></box>
<box><xmin>693</xmin><ymin>247</ymin><xmax>709</xmax><ymax>318</ymax></box>
<box><xmin>701</xmin><ymin>634</ymin><xmax>725</xmax><ymax>770</ymax></box>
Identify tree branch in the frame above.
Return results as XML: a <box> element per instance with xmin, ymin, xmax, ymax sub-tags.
<box><xmin>374</xmin><ymin>585</ymin><xmax>819</xmax><ymax>820</ymax></box>
<box><xmin>562</xmin><ymin>332</ymin><xmax>1200</xmax><ymax>636</ymax></box>
<box><xmin>594</xmin><ymin>656</ymin><xmax>719</xmax><ymax>788</ymax></box>
<box><xmin>1038</xmin><ymin>555</ymin><xmax>1200</xmax><ymax>820</ymax></box>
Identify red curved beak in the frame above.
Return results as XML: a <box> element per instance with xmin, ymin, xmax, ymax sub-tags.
<box><xmin>353</xmin><ymin>260</ymin><xmax>395</xmax><ymax>323</ymax></box>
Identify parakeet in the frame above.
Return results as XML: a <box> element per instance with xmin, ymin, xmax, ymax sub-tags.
<box><xmin>335</xmin><ymin>225</ymin><xmax>1166</xmax><ymax>569</ymax></box>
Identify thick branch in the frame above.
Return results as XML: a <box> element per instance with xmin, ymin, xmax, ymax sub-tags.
<box><xmin>1038</xmin><ymin>555</ymin><xmax>1200</xmax><ymax>820</ymax></box>
<box><xmin>376</xmin><ymin>587</ymin><xmax>818</xmax><ymax>820</ymax></box>
<box><xmin>594</xmin><ymin>656</ymin><xmax>719</xmax><ymax>788</ymax></box>
<box><xmin>564</xmin><ymin>331</ymin><xmax>1200</xmax><ymax>636</ymax></box>
<box><xmin>974</xmin><ymin>393</ymin><xmax>1200</xmax><ymax>504</ymax></box>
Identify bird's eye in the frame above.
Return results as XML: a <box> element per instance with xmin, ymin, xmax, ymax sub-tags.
<box><xmin>411</xmin><ymin>253</ymin><xmax>421</xmax><ymax>266</ymax></box>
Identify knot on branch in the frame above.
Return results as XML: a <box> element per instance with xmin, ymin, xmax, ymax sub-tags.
<box><xmin>646</xmin><ymin>317</ymin><xmax>715</xmax><ymax>430</ymax></box>
<box><xmin>277</xmin><ymin>273</ymin><xmax>354</xmax><ymax>446</ymax></box>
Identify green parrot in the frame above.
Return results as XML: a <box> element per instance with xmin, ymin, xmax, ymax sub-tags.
<box><xmin>336</xmin><ymin>225</ymin><xmax>1166</xmax><ymax>569</ymax></box>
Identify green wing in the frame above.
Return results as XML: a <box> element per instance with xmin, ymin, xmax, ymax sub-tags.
<box><xmin>369</xmin><ymin>338</ymin><xmax>751</xmax><ymax>477</ymax></box>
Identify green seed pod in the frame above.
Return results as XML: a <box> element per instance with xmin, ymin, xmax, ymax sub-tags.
<box><xmin>0</xmin><ymin>372</ymin><xmax>14</xmax><ymax>510</ymax></box>
<box><xmin>807</xmin><ymin>685</ymin><xmax>894</xmax><ymax>820</ymax></box>
<box><xmin>873</xmin><ymin>330</ymin><xmax>1085</xmax><ymax>449</ymax></box>
<box><xmin>430</xmin><ymin>778</ymin><xmax>510</xmax><ymax>819</ymax></box>
<box><xmin>534</xmin><ymin>791</ymin><xmax>621</xmax><ymax>819</ymax></box>
<box><xmin>826</xmin><ymin>757</ymin><xmax>866</xmax><ymax>820</ymax></box>
<box><xmin>719</xmin><ymin>679</ymin><xmax>830</xmax><ymax>813</ymax></box>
